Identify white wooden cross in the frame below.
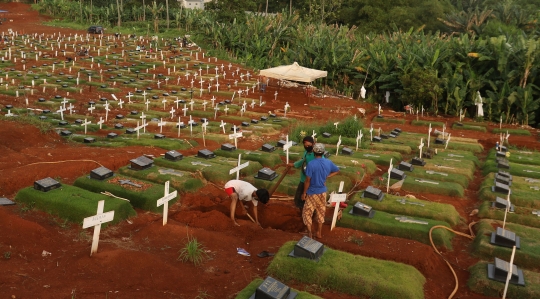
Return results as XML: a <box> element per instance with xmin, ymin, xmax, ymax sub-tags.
<box><xmin>201</xmin><ymin>121</ymin><xmax>208</xmax><ymax>135</ymax></box>
<box><xmin>251</xmin><ymin>99</ymin><xmax>256</xmax><ymax>109</ymax></box>
<box><xmin>145</xmin><ymin>99</ymin><xmax>150</xmax><ymax>111</ymax></box>
<box><xmin>421</xmin><ymin>105</ymin><xmax>424</xmax><ymax>117</ymax></box>
<box><xmin>459</xmin><ymin>109</ymin><xmax>464</xmax><ymax>122</ymax></box>
<box><xmin>158</xmin><ymin>118</ymin><xmax>166</xmax><ymax>133</ymax></box>
<box><xmin>387</xmin><ymin>158</ymin><xmax>393</xmax><ymax>193</ymax></box>
<box><xmin>188</xmin><ymin>115</ymin><xmax>195</xmax><ymax>136</ymax></box>
<box><xmin>126</xmin><ymin>92</ymin><xmax>133</xmax><ymax>103</ymax></box>
<box><xmin>240</xmin><ymin>74</ymin><xmax>244</xmax><ymax>82</ymax></box>
<box><xmin>182</xmin><ymin>104</ymin><xmax>188</xmax><ymax>116</ymax></box>
<box><xmin>162</xmin><ymin>98</ymin><xmax>167</xmax><ymax>109</ymax></box>
<box><xmin>283</xmin><ymin>135</ymin><xmax>294</xmax><ymax>164</ymax></box>
<box><xmin>139</xmin><ymin>112</ymin><xmax>147</xmax><ymax>132</ymax></box>
<box><xmin>210</xmin><ymin>96</ymin><xmax>216</xmax><ymax>107</ymax></box>
<box><xmin>245</xmin><ymin>86</ymin><xmax>250</xmax><ymax>96</ymax></box>
<box><xmin>118</xmin><ymin>98</ymin><xmax>124</xmax><ymax>109</ymax></box>
<box><xmin>503</xmin><ymin>191</ymin><xmax>511</xmax><ymax>229</ymax></box>
<box><xmin>189</xmin><ymin>99</ymin><xmax>195</xmax><ymax>111</ymax></box>
<box><xmin>177</xmin><ymin>117</ymin><xmax>184</xmax><ymax>137</ymax></box>
<box><xmin>224</xmin><ymin>105</ymin><xmax>229</xmax><ymax>115</ymax></box>
<box><xmin>199</xmin><ymin>78</ymin><xmax>204</xmax><ymax>91</ymax></box>
<box><xmin>229</xmin><ymin>154</ymin><xmax>250</xmax><ymax>180</ymax></box>
<box><xmin>156</xmin><ymin>181</ymin><xmax>177</xmax><ymax>226</ymax></box>
<box><xmin>369</xmin><ymin>124</ymin><xmax>373</xmax><ymax>141</ymax></box>
<box><xmin>228</xmin><ymin>63</ymin><xmax>232</xmax><ymax>70</ymax></box>
<box><xmin>67</xmin><ymin>103</ymin><xmax>74</xmax><ymax>115</ymax></box>
<box><xmin>5</xmin><ymin>110</ymin><xmax>13</xmax><ymax>117</ymax></box>
<box><xmin>202</xmin><ymin>100</ymin><xmax>208</xmax><ymax>111</ymax></box>
<box><xmin>274</xmin><ymin>91</ymin><xmax>278</xmax><ymax>101</ymax></box>
<box><xmin>88</xmin><ymin>104</ymin><xmax>95</xmax><ymax>114</ymax></box>
<box><xmin>174</xmin><ymin>97</ymin><xmax>181</xmax><ymax>109</ymax></box>
<box><xmin>104</xmin><ymin>102</ymin><xmax>111</xmax><ymax>121</ymax></box>
<box><xmin>215</xmin><ymin>66</ymin><xmax>219</xmax><ymax>75</ymax></box>
<box><xmin>334</xmin><ymin>122</ymin><xmax>339</xmax><ymax>131</ymax></box>
<box><xmin>82</xmin><ymin>200</ymin><xmax>114</xmax><ymax>256</ymax></box>
<box><xmin>312</xmin><ymin>130</ymin><xmax>317</xmax><ymax>142</ymax></box>
<box><xmin>97</xmin><ymin>117</ymin><xmax>104</xmax><ymax>129</ymax></box>
<box><xmin>356</xmin><ymin>130</ymin><xmax>363</xmax><ymax>151</ymax></box>
<box><xmin>229</xmin><ymin>125</ymin><xmax>243</xmax><ymax>149</ymax></box>
<box><xmin>142</xmin><ymin>90</ymin><xmax>148</xmax><ymax>102</ymax></box>
<box><xmin>220</xmin><ymin>120</ymin><xmax>226</xmax><ymax>134</ymax></box>
<box><xmin>336</xmin><ymin>135</ymin><xmax>342</xmax><ymax>156</ymax></box>
<box><xmin>427</xmin><ymin>123</ymin><xmax>432</xmax><ymax>148</ymax></box>
<box><xmin>57</xmin><ymin>105</ymin><xmax>66</xmax><ymax>120</ymax></box>
<box><xmin>215</xmin><ymin>82</ymin><xmax>220</xmax><ymax>92</ymax></box>
<box><xmin>442</xmin><ymin>124</ymin><xmax>446</xmax><ymax>140</ymax></box>
<box><xmin>284</xmin><ymin>102</ymin><xmax>290</xmax><ymax>118</ymax></box>
<box><xmin>214</xmin><ymin>106</ymin><xmax>220</xmax><ymax>120</ymax></box>
<box><xmin>81</xmin><ymin>118</ymin><xmax>91</xmax><ymax>134</ymax></box>
<box><xmin>445</xmin><ymin>134</ymin><xmax>451</xmax><ymax>149</ymax></box>
<box><xmin>134</xmin><ymin>120</ymin><xmax>148</xmax><ymax>139</ymax></box>
<box><xmin>61</xmin><ymin>97</ymin><xmax>69</xmax><ymax>108</ymax></box>
<box><xmin>418</xmin><ymin>138</ymin><xmax>425</xmax><ymax>159</ymax></box>
<box><xmin>378</xmin><ymin>104</ymin><xmax>381</xmax><ymax>115</ymax></box>
<box><xmin>169</xmin><ymin>107</ymin><xmax>176</xmax><ymax>119</ymax></box>
<box><xmin>330</xmin><ymin>181</ymin><xmax>347</xmax><ymax>231</ymax></box>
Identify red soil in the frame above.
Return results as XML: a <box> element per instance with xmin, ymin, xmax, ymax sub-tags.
<box><xmin>3</xmin><ymin>3</ymin><xmax>538</xmax><ymax>299</ymax></box>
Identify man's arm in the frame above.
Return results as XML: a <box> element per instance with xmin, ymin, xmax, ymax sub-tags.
<box><xmin>327</xmin><ymin>162</ymin><xmax>340</xmax><ymax>179</ymax></box>
<box><xmin>253</xmin><ymin>203</ymin><xmax>260</xmax><ymax>226</ymax></box>
<box><xmin>302</xmin><ymin>176</ymin><xmax>311</xmax><ymax>201</ymax></box>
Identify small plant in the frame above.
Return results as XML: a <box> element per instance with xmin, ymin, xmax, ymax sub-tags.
<box><xmin>177</xmin><ymin>234</ymin><xmax>209</xmax><ymax>266</ymax></box>
<box><xmin>195</xmin><ymin>288</ymin><xmax>212</xmax><ymax>299</ymax></box>
<box><xmin>348</xmin><ymin>235</ymin><xmax>364</xmax><ymax>246</ymax></box>
<box><xmin>3</xmin><ymin>251</ymin><xmax>11</xmax><ymax>259</ymax></box>
<box><xmin>19</xmin><ymin>201</ymin><xmax>35</xmax><ymax>213</ymax></box>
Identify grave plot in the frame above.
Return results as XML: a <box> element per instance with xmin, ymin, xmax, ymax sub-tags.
<box><xmin>478</xmin><ymin>173</ymin><xmax>540</xmax><ymax>209</ymax></box>
<box><xmin>471</xmin><ymin>220</ymin><xmax>540</xmax><ymax>270</ymax></box>
<box><xmin>400</xmin><ymin>131</ymin><xmax>484</xmax><ymax>153</ymax></box>
<box><xmin>69</xmin><ymin>131</ymin><xmax>196</xmax><ymax>150</ymax></box>
<box><xmin>468</xmin><ymin>261</ymin><xmax>540</xmax><ymax>298</ymax></box>
<box><xmin>235</xmin><ymin>278</ymin><xmax>322</xmax><ymax>299</ymax></box>
<box><xmin>372</xmin><ymin>116</ymin><xmax>406</xmax><ymax>124</ymax></box>
<box><xmin>213</xmin><ymin>148</ymin><xmax>282</xmax><ymax>167</ymax></box>
<box><xmin>73</xmin><ymin>172</ymin><xmax>178</xmax><ymax>213</ymax></box>
<box><xmin>482</xmin><ymin>158</ymin><xmax>540</xmax><ymax>179</ymax></box>
<box><xmin>117</xmin><ymin>165</ymin><xmax>205</xmax><ymax>194</ymax></box>
<box><xmin>338</xmin><ymin>197</ymin><xmax>455</xmax><ymax>248</ymax></box>
<box><xmin>14</xmin><ymin>182</ymin><xmax>135</xmax><ymax>225</ymax></box>
<box><xmin>267</xmin><ymin>241</ymin><xmax>426</xmax><ymax>299</ymax></box>
<box><xmin>486</xmin><ymin>148</ymin><xmax>540</xmax><ymax>167</ymax></box>
<box><xmin>477</xmin><ymin>201</ymin><xmax>540</xmax><ymax>229</ymax></box>
<box><xmin>492</xmin><ymin>128</ymin><xmax>532</xmax><ymax>136</ymax></box>
<box><xmin>386</xmin><ymin>174</ymin><xmax>465</xmax><ymax>198</ymax></box>
<box><xmin>452</xmin><ymin>122</ymin><xmax>488</xmax><ymax>132</ymax></box>
<box><xmin>411</xmin><ymin>120</ymin><xmax>445</xmax><ymax>127</ymax></box>
<box><xmin>154</xmin><ymin>155</ymin><xmax>263</xmax><ymax>183</ymax></box>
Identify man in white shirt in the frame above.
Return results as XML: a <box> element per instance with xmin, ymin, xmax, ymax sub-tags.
<box><xmin>224</xmin><ymin>180</ymin><xmax>269</xmax><ymax>227</ymax></box>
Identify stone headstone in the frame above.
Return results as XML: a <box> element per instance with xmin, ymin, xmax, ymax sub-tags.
<box><xmin>322</xmin><ymin>132</ymin><xmax>331</xmax><ymax>138</ymax></box>
<box><xmin>496</xmin><ymin>151</ymin><xmax>506</xmax><ymax>157</ymax></box>
<box><xmin>389</xmin><ymin>132</ymin><xmax>397</xmax><ymax>138</ymax></box>
<box><xmin>269</xmin><ymin>113</ymin><xmax>276</xmax><ymax>118</ymax></box>
<box><xmin>497</xmin><ymin>171</ymin><xmax>512</xmax><ymax>181</ymax></box>
<box><xmin>255</xmin><ymin>167</ymin><xmax>278</xmax><ymax>181</ymax></box>
<box><xmin>59</xmin><ymin>121</ymin><xmax>68</xmax><ymax>126</ymax></box>
<box><xmin>130</xmin><ymin>110</ymin><xmax>138</xmax><ymax>115</ymax></box>
<box><xmin>241</xmin><ymin>122</ymin><xmax>250</xmax><ymax>127</ymax></box>
<box><xmin>221</xmin><ymin>143</ymin><xmax>236</xmax><ymax>151</ymax></box>
<box><xmin>495</xmin><ymin>173</ymin><xmax>512</xmax><ymax>186</ymax></box>
<box><xmin>398</xmin><ymin>161</ymin><xmax>414</xmax><ymax>172</ymax></box>
<box><xmin>249</xmin><ymin>276</ymin><xmax>297</xmax><ymax>299</ymax></box>
<box><xmin>492</xmin><ymin>182</ymin><xmax>511</xmax><ymax>195</ymax></box>
<box><xmin>497</xmin><ymin>159</ymin><xmax>510</xmax><ymax>169</ymax></box>
<box><xmin>390</xmin><ymin>168</ymin><xmax>406</xmax><ymax>180</ymax></box>
<box><xmin>197</xmin><ymin>149</ymin><xmax>216</xmax><ymax>159</ymax></box>
<box><xmin>362</xmin><ymin>186</ymin><xmax>384</xmax><ymax>201</ymax></box>
<box><xmin>487</xmin><ymin>257</ymin><xmax>525</xmax><ymax>286</ymax></box>
<box><xmin>116</xmin><ymin>114</ymin><xmax>124</xmax><ymax>119</ymax></box>
<box><xmin>130</xmin><ymin>156</ymin><xmax>154</xmax><ymax>170</ymax></box>
<box><xmin>251</xmin><ymin>119</ymin><xmax>259</xmax><ymax>124</ymax></box>
<box><xmin>125</xmin><ymin>128</ymin><xmax>135</xmax><ymax>134</ymax></box>
<box><xmin>380</xmin><ymin>134</ymin><xmax>389</xmax><ymax>139</ymax></box>
<box><xmin>260</xmin><ymin>116</ymin><xmax>268</xmax><ymax>121</ymax></box>
<box><xmin>492</xmin><ymin>196</ymin><xmax>515</xmax><ymax>212</ymax></box>
<box><xmin>261</xmin><ymin>144</ymin><xmax>276</xmax><ymax>152</ymax></box>
<box><xmin>372</xmin><ymin>136</ymin><xmax>382</xmax><ymax>142</ymax></box>
<box><xmin>411</xmin><ymin>157</ymin><xmax>426</xmax><ymax>166</ymax></box>
<box><xmin>499</xmin><ymin>145</ymin><xmax>508</xmax><ymax>153</ymax></box>
<box><xmin>341</xmin><ymin>147</ymin><xmax>354</xmax><ymax>155</ymax></box>
<box><xmin>490</xmin><ymin>227</ymin><xmax>520</xmax><ymax>249</ymax></box>
<box><xmin>288</xmin><ymin>236</ymin><xmax>324</xmax><ymax>261</ymax></box>
<box><xmin>107</xmin><ymin>133</ymin><xmax>118</xmax><ymax>138</ymax></box>
<box><xmin>435</xmin><ymin>138</ymin><xmax>444</xmax><ymax>145</ymax></box>
<box><xmin>60</xmin><ymin>130</ymin><xmax>72</xmax><ymax>136</ymax></box>
<box><xmin>349</xmin><ymin>202</ymin><xmax>375</xmax><ymax>218</ymax></box>
<box><xmin>34</xmin><ymin>177</ymin><xmax>61</xmax><ymax>192</ymax></box>
<box><xmin>154</xmin><ymin>134</ymin><xmax>165</xmax><ymax>139</ymax></box>
<box><xmin>393</xmin><ymin>127</ymin><xmax>402</xmax><ymax>133</ymax></box>
<box><xmin>84</xmin><ymin>137</ymin><xmax>96</xmax><ymax>143</ymax></box>
<box><xmin>0</xmin><ymin>197</ymin><xmax>15</xmax><ymax>206</ymax></box>
<box><xmin>164</xmin><ymin>150</ymin><xmax>183</xmax><ymax>161</ymax></box>
<box><xmin>90</xmin><ymin>166</ymin><xmax>114</xmax><ymax>180</ymax></box>
<box><xmin>277</xmin><ymin>140</ymin><xmax>297</xmax><ymax>148</ymax></box>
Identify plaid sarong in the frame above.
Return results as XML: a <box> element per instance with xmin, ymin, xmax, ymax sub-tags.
<box><xmin>302</xmin><ymin>192</ymin><xmax>326</xmax><ymax>228</ymax></box>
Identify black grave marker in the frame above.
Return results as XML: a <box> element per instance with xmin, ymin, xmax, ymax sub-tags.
<box><xmin>497</xmin><ymin>171</ymin><xmax>513</xmax><ymax>181</ymax></box>
<box><xmin>90</xmin><ymin>166</ymin><xmax>114</xmax><ymax>180</ymax></box>
<box><xmin>398</xmin><ymin>161</ymin><xmax>414</xmax><ymax>172</ymax></box>
<box><xmin>389</xmin><ymin>133</ymin><xmax>397</xmax><ymax>138</ymax></box>
<box><xmin>59</xmin><ymin>121</ymin><xmax>68</xmax><ymax>126</ymax></box>
<box><xmin>107</xmin><ymin>133</ymin><xmax>118</xmax><ymax>138</ymax></box>
<box><xmin>60</xmin><ymin>130</ymin><xmax>72</xmax><ymax>136</ymax></box>
<box><xmin>341</xmin><ymin>147</ymin><xmax>353</xmax><ymax>155</ymax></box>
<box><xmin>276</xmin><ymin>140</ymin><xmax>297</xmax><ymax>148</ymax></box>
<box><xmin>260</xmin><ymin>116</ymin><xmax>268</xmax><ymax>121</ymax></box>
<box><xmin>490</xmin><ymin>227</ymin><xmax>521</xmax><ymax>249</ymax></box>
<box><xmin>0</xmin><ymin>197</ymin><xmax>15</xmax><ymax>206</ymax></box>
<box><xmin>116</xmin><ymin>114</ymin><xmax>124</xmax><ymax>119</ymax></box>
<box><xmin>197</xmin><ymin>149</ymin><xmax>216</xmax><ymax>159</ymax></box>
<box><xmin>492</xmin><ymin>182</ymin><xmax>511</xmax><ymax>195</ymax></box>
<box><xmin>154</xmin><ymin>134</ymin><xmax>165</xmax><ymax>139</ymax></box>
<box><xmin>435</xmin><ymin>138</ymin><xmax>444</xmax><ymax>145</ymax></box>
<box><xmin>165</xmin><ymin>150</ymin><xmax>183</xmax><ymax>161</ymax></box>
<box><xmin>491</xmin><ymin>196</ymin><xmax>515</xmax><ymax>212</ymax></box>
<box><xmin>115</xmin><ymin>123</ymin><xmax>124</xmax><ymax>129</ymax></box>
<box><xmin>34</xmin><ymin>177</ymin><xmax>61</xmax><ymax>192</ymax></box>
<box><xmin>361</xmin><ymin>186</ymin><xmax>385</xmax><ymax>201</ymax></box>
<box><xmin>251</xmin><ymin>119</ymin><xmax>259</xmax><ymax>124</ymax></box>
<box><xmin>372</xmin><ymin>136</ymin><xmax>382</xmax><ymax>142</ymax></box>
<box><xmin>390</xmin><ymin>168</ymin><xmax>407</xmax><ymax>180</ymax></box>
<box><xmin>288</xmin><ymin>236</ymin><xmax>325</xmax><ymax>261</ymax></box>
<box><xmin>125</xmin><ymin>128</ymin><xmax>135</xmax><ymax>134</ymax></box>
<box><xmin>487</xmin><ymin>257</ymin><xmax>525</xmax><ymax>286</ymax></box>
<box><xmin>380</xmin><ymin>134</ymin><xmax>389</xmax><ymax>139</ymax></box>
<box><xmin>83</xmin><ymin>137</ymin><xmax>95</xmax><ymax>143</ymax></box>
<box><xmin>130</xmin><ymin>156</ymin><xmax>154</xmax><ymax>171</ymax></box>
<box><xmin>241</xmin><ymin>122</ymin><xmax>250</xmax><ymax>127</ymax></box>
<box><xmin>411</xmin><ymin>157</ymin><xmax>426</xmax><ymax>166</ymax></box>
<box><xmin>322</xmin><ymin>132</ymin><xmax>331</xmax><ymax>138</ymax></box>
<box><xmin>497</xmin><ymin>159</ymin><xmax>510</xmax><ymax>169</ymax></box>
<box><xmin>495</xmin><ymin>173</ymin><xmax>512</xmax><ymax>186</ymax></box>
<box><xmin>130</xmin><ymin>110</ymin><xmax>138</xmax><ymax>115</ymax></box>
<box><xmin>349</xmin><ymin>202</ymin><xmax>375</xmax><ymax>218</ymax></box>
<box><xmin>249</xmin><ymin>276</ymin><xmax>297</xmax><ymax>299</ymax></box>
<box><xmin>269</xmin><ymin>113</ymin><xmax>277</xmax><ymax>118</ymax></box>
<box><xmin>221</xmin><ymin>143</ymin><xmax>236</xmax><ymax>151</ymax></box>
<box><xmin>496</xmin><ymin>151</ymin><xmax>506</xmax><ymax>157</ymax></box>
<box><xmin>255</xmin><ymin>168</ymin><xmax>278</xmax><ymax>181</ymax></box>
<box><xmin>261</xmin><ymin>144</ymin><xmax>276</xmax><ymax>152</ymax></box>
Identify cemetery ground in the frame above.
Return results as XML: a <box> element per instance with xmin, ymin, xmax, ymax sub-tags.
<box><xmin>3</xmin><ymin>3</ymin><xmax>540</xmax><ymax>299</ymax></box>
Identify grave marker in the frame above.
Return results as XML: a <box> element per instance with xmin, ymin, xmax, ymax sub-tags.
<box><xmin>288</xmin><ymin>236</ymin><xmax>325</xmax><ymax>261</ymax></box>
<box><xmin>335</xmin><ymin>135</ymin><xmax>342</xmax><ymax>156</ymax></box>
<box><xmin>386</xmin><ymin>159</ymin><xmax>393</xmax><ymax>193</ymax></box>
<box><xmin>82</xmin><ymin>200</ymin><xmax>115</xmax><ymax>256</ymax></box>
<box><xmin>282</xmin><ymin>135</ymin><xmax>294</xmax><ymax>164</ymax></box>
<box><xmin>355</xmin><ymin>130</ymin><xmax>363</xmax><ymax>151</ymax></box>
<box><xmin>156</xmin><ymin>181</ymin><xmax>177</xmax><ymax>226</ymax></box>
<box><xmin>330</xmin><ymin>182</ymin><xmax>347</xmax><ymax>231</ymax></box>
<box><xmin>229</xmin><ymin>154</ymin><xmax>250</xmax><ymax>180</ymax></box>
<box><xmin>97</xmin><ymin>117</ymin><xmax>104</xmax><ymax>129</ymax></box>
<box><xmin>229</xmin><ymin>125</ymin><xmax>243</xmax><ymax>149</ymax></box>
<box><xmin>81</xmin><ymin>118</ymin><xmax>91</xmax><ymax>134</ymax></box>
<box><xmin>157</xmin><ymin>118</ymin><xmax>166</xmax><ymax>133</ymax></box>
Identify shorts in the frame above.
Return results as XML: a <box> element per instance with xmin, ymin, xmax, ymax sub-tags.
<box><xmin>225</xmin><ymin>187</ymin><xmax>236</xmax><ymax>196</ymax></box>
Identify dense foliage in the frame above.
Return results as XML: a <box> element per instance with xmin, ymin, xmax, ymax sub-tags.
<box><xmin>34</xmin><ymin>0</ymin><xmax>540</xmax><ymax>126</ymax></box>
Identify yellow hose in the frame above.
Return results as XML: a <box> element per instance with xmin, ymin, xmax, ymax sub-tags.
<box><xmin>13</xmin><ymin>159</ymin><xmax>104</xmax><ymax>169</ymax></box>
<box><xmin>429</xmin><ymin>221</ymin><xmax>477</xmax><ymax>299</ymax></box>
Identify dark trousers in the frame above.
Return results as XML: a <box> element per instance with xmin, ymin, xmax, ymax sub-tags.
<box><xmin>294</xmin><ymin>182</ymin><xmax>305</xmax><ymax>209</ymax></box>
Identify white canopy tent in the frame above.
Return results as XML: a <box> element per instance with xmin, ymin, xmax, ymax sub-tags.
<box><xmin>259</xmin><ymin>62</ymin><xmax>327</xmax><ymax>83</ymax></box>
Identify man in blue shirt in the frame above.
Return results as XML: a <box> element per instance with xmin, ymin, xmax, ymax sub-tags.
<box><xmin>302</xmin><ymin>143</ymin><xmax>339</xmax><ymax>239</ymax></box>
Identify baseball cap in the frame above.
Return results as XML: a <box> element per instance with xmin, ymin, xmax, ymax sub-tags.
<box><xmin>313</xmin><ymin>143</ymin><xmax>325</xmax><ymax>154</ymax></box>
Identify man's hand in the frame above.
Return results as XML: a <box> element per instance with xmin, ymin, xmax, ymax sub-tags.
<box><xmin>302</xmin><ymin>193</ymin><xmax>307</xmax><ymax>201</ymax></box>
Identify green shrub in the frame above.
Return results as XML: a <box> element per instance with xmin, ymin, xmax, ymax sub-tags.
<box><xmin>339</xmin><ymin>204</ymin><xmax>454</xmax><ymax>248</ymax></box>
<box><xmin>14</xmin><ymin>185</ymin><xmax>136</xmax><ymax>225</ymax></box>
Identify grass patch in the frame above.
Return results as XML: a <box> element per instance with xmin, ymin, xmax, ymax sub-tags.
<box><xmin>411</xmin><ymin>120</ymin><xmax>445</xmax><ymax>127</ymax></box>
<box><xmin>387</xmin><ymin>174</ymin><xmax>465</xmax><ymax>198</ymax></box>
<box><xmin>410</xmin><ymin>166</ymin><xmax>470</xmax><ymax>188</ymax></box>
<box><xmin>235</xmin><ymin>278</ymin><xmax>323</xmax><ymax>299</ymax></box>
<box><xmin>452</xmin><ymin>123</ymin><xmax>487</xmax><ymax>132</ymax></box>
<box><xmin>351</xmin><ymin>193</ymin><xmax>462</xmax><ymax>226</ymax></box>
<box><xmin>267</xmin><ymin>241</ymin><xmax>426</xmax><ymax>299</ymax></box>
<box><xmin>492</xmin><ymin>128</ymin><xmax>532</xmax><ymax>136</ymax></box>
<box><xmin>468</xmin><ymin>262</ymin><xmax>540</xmax><ymax>297</ymax></box>
<box><xmin>372</xmin><ymin>117</ymin><xmax>406</xmax><ymax>124</ymax></box>
<box><xmin>436</xmin><ymin>149</ymin><xmax>482</xmax><ymax>167</ymax></box>
<box><xmin>478</xmin><ymin>173</ymin><xmax>540</xmax><ymax>209</ymax></box>
<box><xmin>69</xmin><ymin>133</ymin><xmax>197</xmax><ymax>150</ymax></box>
<box><xmin>424</xmin><ymin>161</ymin><xmax>475</xmax><ymax>180</ymax></box>
<box><xmin>73</xmin><ymin>174</ymin><xmax>178</xmax><ymax>213</ymax></box>
<box><xmin>2</xmin><ymin>115</ymin><xmax>54</xmax><ymax>134</ymax></box>
<box><xmin>290</xmin><ymin>117</ymin><xmax>363</xmax><ymax>142</ymax></box>
<box><xmin>339</xmin><ymin>204</ymin><xmax>454</xmax><ymax>248</ymax></box>
<box><xmin>214</xmin><ymin>149</ymin><xmax>283</xmax><ymax>167</ymax></box>
<box><xmin>117</xmin><ymin>166</ymin><xmax>204</xmax><ymax>194</ymax></box>
<box><xmin>14</xmin><ymin>185</ymin><xmax>135</xmax><ymax>226</ymax></box>
<box><xmin>177</xmin><ymin>235</ymin><xmax>209</xmax><ymax>266</ymax></box>
<box><xmin>369</xmin><ymin>143</ymin><xmax>412</xmax><ymax>155</ymax></box>
<box><xmin>477</xmin><ymin>201</ymin><xmax>540</xmax><ymax>229</ymax></box>
<box><xmin>428</xmin><ymin>154</ymin><xmax>477</xmax><ymax>179</ymax></box>
<box><xmin>471</xmin><ymin>219</ymin><xmax>540</xmax><ymax>270</ymax></box>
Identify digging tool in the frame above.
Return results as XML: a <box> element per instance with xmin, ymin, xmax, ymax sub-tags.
<box><xmin>268</xmin><ymin>165</ymin><xmax>293</xmax><ymax>197</ymax></box>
